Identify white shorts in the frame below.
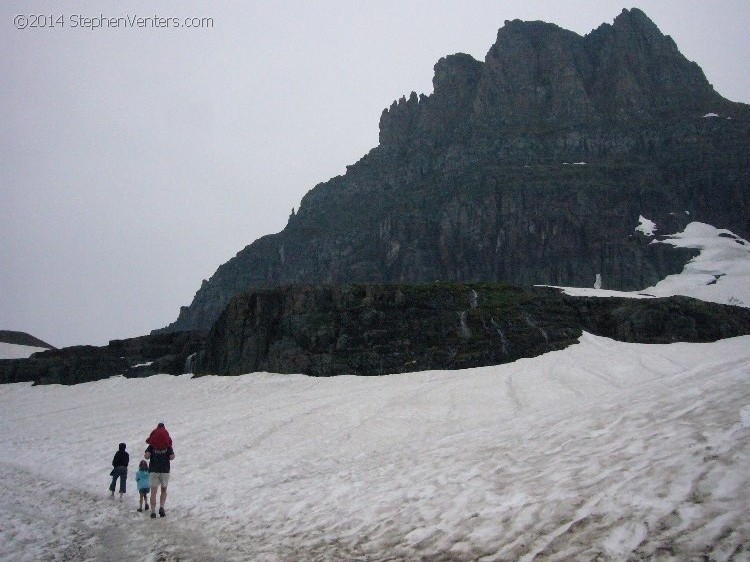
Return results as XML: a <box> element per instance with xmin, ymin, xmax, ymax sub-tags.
<box><xmin>149</xmin><ymin>472</ymin><xmax>170</xmax><ymax>489</ymax></box>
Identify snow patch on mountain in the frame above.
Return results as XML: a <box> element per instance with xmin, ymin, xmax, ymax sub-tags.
<box><xmin>645</xmin><ymin>222</ymin><xmax>750</xmax><ymax>306</ymax></box>
<box><xmin>635</xmin><ymin>215</ymin><xmax>657</xmax><ymax>236</ymax></box>
<box><xmin>556</xmin><ymin>221</ymin><xmax>750</xmax><ymax>307</ymax></box>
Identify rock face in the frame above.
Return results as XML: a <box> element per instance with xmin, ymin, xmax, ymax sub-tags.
<box><xmin>159</xmin><ymin>9</ymin><xmax>750</xmax><ymax>335</ymax></box>
<box><xmin>0</xmin><ymin>331</ymin><xmax>206</xmax><ymax>385</ymax></box>
<box><xmin>0</xmin><ymin>330</ymin><xmax>55</xmax><ymax>349</ymax></box>
<box><xmin>194</xmin><ymin>283</ymin><xmax>750</xmax><ymax>377</ymax></box>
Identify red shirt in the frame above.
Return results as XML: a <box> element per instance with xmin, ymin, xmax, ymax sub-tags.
<box><xmin>146</xmin><ymin>426</ymin><xmax>172</xmax><ymax>449</ymax></box>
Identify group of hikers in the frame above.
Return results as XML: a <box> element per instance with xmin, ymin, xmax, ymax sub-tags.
<box><xmin>108</xmin><ymin>422</ymin><xmax>175</xmax><ymax>518</ymax></box>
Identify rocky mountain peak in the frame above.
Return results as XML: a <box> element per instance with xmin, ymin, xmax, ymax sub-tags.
<box><xmin>479</xmin><ymin>18</ymin><xmax>591</xmax><ymax>125</ymax></box>
<box><xmin>583</xmin><ymin>8</ymin><xmax>717</xmax><ymax>119</ymax></box>
<box><xmin>156</xmin><ymin>10</ymin><xmax>750</xmax><ymax>335</ymax></box>
<box><xmin>431</xmin><ymin>53</ymin><xmax>483</xmax><ymax>99</ymax></box>
<box><xmin>611</xmin><ymin>7</ymin><xmax>664</xmax><ymax>38</ymax></box>
<box><xmin>379</xmin><ymin>53</ymin><xmax>484</xmax><ymax>148</ymax></box>
<box><xmin>380</xmin><ymin>8</ymin><xmax>725</xmax><ymax>142</ymax></box>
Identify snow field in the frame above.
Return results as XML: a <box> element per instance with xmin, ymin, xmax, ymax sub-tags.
<box><xmin>1</xmin><ymin>333</ymin><xmax>749</xmax><ymax>560</ymax></box>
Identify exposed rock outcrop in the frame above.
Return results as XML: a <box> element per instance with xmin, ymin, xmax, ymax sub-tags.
<box><xmin>0</xmin><ymin>330</ymin><xmax>55</xmax><ymax>349</ymax></box>
<box><xmin>0</xmin><ymin>331</ymin><xmax>206</xmax><ymax>385</ymax></box>
<box><xmin>193</xmin><ymin>283</ymin><xmax>750</xmax><ymax>377</ymax></box>
<box><xmin>7</xmin><ymin>281</ymin><xmax>750</xmax><ymax>385</ymax></box>
<box><xmin>158</xmin><ymin>9</ymin><xmax>750</xmax><ymax>335</ymax></box>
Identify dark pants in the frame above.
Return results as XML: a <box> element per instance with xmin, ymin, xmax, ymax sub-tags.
<box><xmin>109</xmin><ymin>466</ymin><xmax>127</xmax><ymax>493</ymax></box>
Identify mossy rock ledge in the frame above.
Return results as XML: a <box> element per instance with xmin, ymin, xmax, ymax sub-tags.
<box><xmin>194</xmin><ymin>283</ymin><xmax>750</xmax><ymax>377</ymax></box>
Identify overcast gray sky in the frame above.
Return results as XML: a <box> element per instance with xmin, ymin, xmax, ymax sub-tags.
<box><xmin>2</xmin><ymin>1</ymin><xmax>749</xmax><ymax>348</ymax></box>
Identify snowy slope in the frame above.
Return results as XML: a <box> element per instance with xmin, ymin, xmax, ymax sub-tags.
<box><xmin>0</xmin><ymin>342</ymin><xmax>48</xmax><ymax>359</ymax></box>
<box><xmin>557</xmin><ymin>221</ymin><xmax>750</xmax><ymax>307</ymax></box>
<box><xmin>644</xmin><ymin>222</ymin><xmax>750</xmax><ymax>306</ymax></box>
<box><xmin>1</xmin><ymin>333</ymin><xmax>749</xmax><ymax>560</ymax></box>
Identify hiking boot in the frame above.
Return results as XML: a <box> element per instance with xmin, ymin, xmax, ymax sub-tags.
<box><xmin>159</xmin><ymin>507</ymin><xmax>166</xmax><ymax>517</ymax></box>
<box><xmin>150</xmin><ymin>512</ymin><xmax>156</xmax><ymax>519</ymax></box>
<box><xmin>145</xmin><ymin>503</ymin><xmax>149</xmax><ymax>511</ymax></box>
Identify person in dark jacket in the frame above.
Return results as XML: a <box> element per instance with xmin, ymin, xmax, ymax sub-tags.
<box><xmin>109</xmin><ymin>442</ymin><xmax>129</xmax><ymax>500</ymax></box>
<box><xmin>145</xmin><ymin>442</ymin><xmax>175</xmax><ymax>518</ymax></box>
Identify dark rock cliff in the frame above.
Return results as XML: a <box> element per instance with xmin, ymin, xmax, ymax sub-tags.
<box><xmin>0</xmin><ymin>331</ymin><xmax>206</xmax><ymax>385</ymax></box>
<box><xmin>7</xmin><ymin>283</ymin><xmax>750</xmax><ymax>384</ymax></box>
<box><xmin>159</xmin><ymin>9</ymin><xmax>750</xmax><ymax>335</ymax></box>
<box><xmin>194</xmin><ymin>283</ymin><xmax>750</xmax><ymax>377</ymax></box>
